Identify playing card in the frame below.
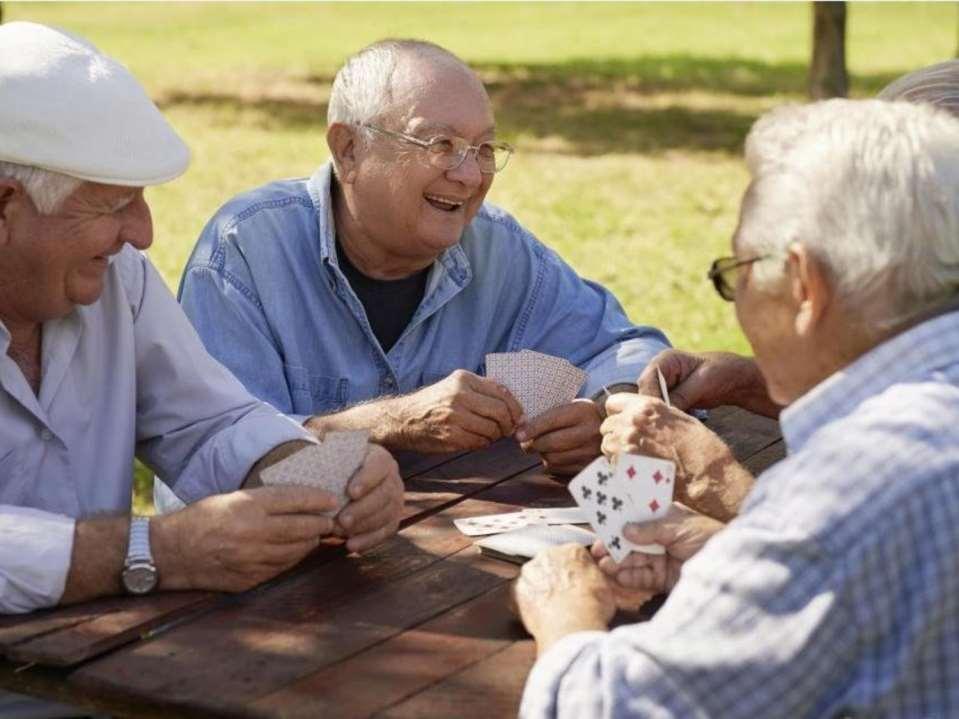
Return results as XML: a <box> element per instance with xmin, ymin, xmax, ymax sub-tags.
<box><xmin>484</xmin><ymin>350</ymin><xmax>586</xmax><ymax>420</ymax></box>
<box><xmin>613</xmin><ymin>453</ymin><xmax>676</xmax><ymax>521</ymax></box>
<box><xmin>521</xmin><ymin>506</ymin><xmax>589</xmax><ymax>525</ymax></box>
<box><xmin>454</xmin><ymin>511</ymin><xmax>531</xmax><ymax>537</ymax></box>
<box><xmin>474</xmin><ymin>523</ymin><xmax>596</xmax><ymax>564</ymax></box>
<box><xmin>260</xmin><ymin>430</ymin><xmax>370</xmax><ymax>517</ymax></box>
<box><xmin>568</xmin><ymin>456</ymin><xmax>643</xmax><ymax>561</ymax></box>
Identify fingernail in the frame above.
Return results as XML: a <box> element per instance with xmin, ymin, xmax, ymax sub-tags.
<box><xmin>516</xmin><ymin>429</ymin><xmax>527</xmax><ymax>442</ymax></box>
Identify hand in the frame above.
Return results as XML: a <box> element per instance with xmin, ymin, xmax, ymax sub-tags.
<box><xmin>513</xmin><ymin>544</ymin><xmax>616</xmax><ymax>655</ymax></box>
<box><xmin>385</xmin><ymin>370</ymin><xmax>524</xmax><ymax>453</ymax></box>
<box><xmin>153</xmin><ymin>485</ymin><xmax>339</xmax><ymax>593</ymax></box>
<box><xmin>591</xmin><ymin>503</ymin><xmax>725</xmax><ymax>594</ymax></box>
<box><xmin>516</xmin><ymin>399</ymin><xmax>602</xmax><ymax>476</ymax></box>
<box><xmin>601</xmin><ymin>394</ymin><xmax>752</xmax><ymax>522</ymax></box>
<box><xmin>637</xmin><ymin>349</ymin><xmax>780</xmax><ymax>418</ymax></box>
<box><xmin>334</xmin><ymin>444</ymin><xmax>404</xmax><ymax>553</ymax></box>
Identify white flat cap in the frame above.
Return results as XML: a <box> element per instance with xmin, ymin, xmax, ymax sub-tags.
<box><xmin>0</xmin><ymin>21</ymin><xmax>190</xmax><ymax>186</ymax></box>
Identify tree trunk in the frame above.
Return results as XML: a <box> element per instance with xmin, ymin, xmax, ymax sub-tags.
<box><xmin>809</xmin><ymin>1</ymin><xmax>848</xmax><ymax>99</ymax></box>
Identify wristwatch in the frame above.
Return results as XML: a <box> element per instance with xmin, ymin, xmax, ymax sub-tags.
<box><xmin>590</xmin><ymin>382</ymin><xmax>639</xmax><ymax>418</ymax></box>
<box><xmin>121</xmin><ymin>516</ymin><xmax>158</xmax><ymax>595</ymax></box>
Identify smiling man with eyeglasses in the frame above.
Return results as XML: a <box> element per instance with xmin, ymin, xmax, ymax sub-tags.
<box><xmin>157</xmin><ymin>39</ymin><xmax>669</xmax><ymax>512</ymax></box>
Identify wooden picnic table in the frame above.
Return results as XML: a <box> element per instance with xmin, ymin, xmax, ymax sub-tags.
<box><xmin>0</xmin><ymin>406</ymin><xmax>784</xmax><ymax>718</ymax></box>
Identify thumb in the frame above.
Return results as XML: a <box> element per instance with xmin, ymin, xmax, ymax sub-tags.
<box><xmin>623</xmin><ymin>517</ymin><xmax>671</xmax><ymax>547</ymax></box>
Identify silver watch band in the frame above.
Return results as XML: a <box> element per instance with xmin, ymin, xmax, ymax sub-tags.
<box><xmin>126</xmin><ymin>516</ymin><xmax>153</xmax><ymax>565</ymax></box>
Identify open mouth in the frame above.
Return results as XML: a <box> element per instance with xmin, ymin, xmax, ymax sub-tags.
<box><xmin>424</xmin><ymin>193</ymin><xmax>465</xmax><ymax>213</ymax></box>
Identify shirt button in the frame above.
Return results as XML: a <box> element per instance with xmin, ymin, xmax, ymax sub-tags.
<box><xmin>40</xmin><ymin>429</ymin><xmax>53</xmax><ymax>441</ymax></box>
<box><xmin>384</xmin><ymin>377</ymin><xmax>396</xmax><ymax>390</ymax></box>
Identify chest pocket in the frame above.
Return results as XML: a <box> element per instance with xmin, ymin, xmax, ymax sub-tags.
<box><xmin>283</xmin><ymin>364</ymin><xmax>350</xmax><ymax>415</ymax></box>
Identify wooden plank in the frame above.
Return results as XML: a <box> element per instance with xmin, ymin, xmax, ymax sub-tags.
<box><xmin>69</xmin><ymin>502</ymin><xmax>523</xmax><ymax>716</ymax></box>
<box><xmin>401</xmin><ymin>438</ymin><xmax>541</xmax><ymax>525</ymax></box>
<box><xmin>395</xmin><ymin>448</ymin><xmax>468</xmax><ymax>480</ymax></box>
<box><xmin>0</xmin><ymin>591</ymin><xmax>215</xmax><ymax>667</ymax></box>
<box><xmin>248</xmin><ymin>582</ymin><xmax>523</xmax><ymax>719</ymax></box>
<box><xmin>377</xmin><ymin>640</ymin><xmax>537</xmax><ymax>719</ymax></box>
<box><xmin>703</xmin><ymin>405</ymin><xmax>781</xmax><ymax>462</ymax></box>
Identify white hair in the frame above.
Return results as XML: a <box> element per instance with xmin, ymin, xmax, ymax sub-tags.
<box><xmin>879</xmin><ymin>59</ymin><xmax>959</xmax><ymax>118</ymax></box>
<box><xmin>740</xmin><ymin>99</ymin><xmax>959</xmax><ymax>332</ymax></box>
<box><xmin>0</xmin><ymin>161</ymin><xmax>80</xmax><ymax>214</ymax></box>
<box><xmin>327</xmin><ymin>39</ymin><xmax>474</xmax><ymax>129</ymax></box>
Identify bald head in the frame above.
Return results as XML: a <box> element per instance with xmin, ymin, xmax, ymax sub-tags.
<box><xmin>879</xmin><ymin>59</ymin><xmax>959</xmax><ymax>118</ymax></box>
<box><xmin>327</xmin><ymin>39</ymin><xmax>487</xmax><ymax>129</ymax></box>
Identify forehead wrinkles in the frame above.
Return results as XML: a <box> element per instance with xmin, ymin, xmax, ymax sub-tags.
<box><xmin>384</xmin><ymin>56</ymin><xmax>491</xmax><ymax>132</ymax></box>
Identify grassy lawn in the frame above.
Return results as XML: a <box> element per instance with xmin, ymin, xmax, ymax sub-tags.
<box><xmin>6</xmin><ymin>2</ymin><xmax>953</xmax><ymax>511</ymax></box>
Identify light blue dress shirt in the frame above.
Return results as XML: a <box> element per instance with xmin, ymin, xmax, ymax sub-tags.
<box><xmin>176</xmin><ymin>162</ymin><xmax>671</xmax><ymax>422</ymax></box>
<box><xmin>0</xmin><ymin>247</ymin><xmax>309</xmax><ymax>614</ymax></box>
<box><xmin>521</xmin><ymin>309</ymin><xmax>959</xmax><ymax>718</ymax></box>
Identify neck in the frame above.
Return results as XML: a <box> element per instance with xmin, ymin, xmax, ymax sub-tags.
<box><xmin>331</xmin><ymin>179</ymin><xmax>436</xmax><ymax>280</ymax></box>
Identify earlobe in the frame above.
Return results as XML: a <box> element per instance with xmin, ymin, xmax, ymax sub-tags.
<box><xmin>327</xmin><ymin>123</ymin><xmax>358</xmax><ymax>184</ymax></box>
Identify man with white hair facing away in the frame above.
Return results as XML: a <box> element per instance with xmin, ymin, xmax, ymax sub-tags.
<box><xmin>0</xmin><ymin>23</ymin><xmax>403</xmax><ymax>626</ymax></box>
<box><xmin>515</xmin><ymin>99</ymin><xmax>959</xmax><ymax>717</ymax></box>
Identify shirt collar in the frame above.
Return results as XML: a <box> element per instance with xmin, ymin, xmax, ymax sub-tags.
<box><xmin>780</xmin><ymin>308</ymin><xmax>959</xmax><ymax>453</ymax></box>
<box><xmin>306</xmin><ymin>161</ymin><xmax>472</xmax><ymax>287</ymax></box>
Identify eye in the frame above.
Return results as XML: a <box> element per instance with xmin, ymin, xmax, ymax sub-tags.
<box><xmin>427</xmin><ymin>137</ymin><xmax>456</xmax><ymax>155</ymax></box>
<box><xmin>476</xmin><ymin>143</ymin><xmax>496</xmax><ymax>160</ymax></box>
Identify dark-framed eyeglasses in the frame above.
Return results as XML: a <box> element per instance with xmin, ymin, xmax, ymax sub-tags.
<box><xmin>707</xmin><ymin>255</ymin><xmax>771</xmax><ymax>301</ymax></box>
<box><xmin>362</xmin><ymin>124</ymin><xmax>514</xmax><ymax>174</ymax></box>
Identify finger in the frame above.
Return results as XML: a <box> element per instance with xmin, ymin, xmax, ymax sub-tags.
<box><xmin>604</xmin><ymin>392</ymin><xmax>653</xmax><ymax>417</ymax></box>
<box><xmin>265</xmin><ymin>514</ymin><xmax>335</xmax><ymax>543</ymax></box>
<box><xmin>453</xmin><ymin>408</ymin><xmax>505</xmax><ymax>442</ymax></box>
<box><xmin>530</xmin><ymin>423</ymin><xmax>597</xmax><ymax>455</ymax></box>
<box><xmin>345</xmin><ymin>519</ymin><xmax>398</xmax><ymax>554</ymax></box>
<box><xmin>464</xmin><ymin>390</ymin><xmax>519</xmax><ymax>437</ymax></box>
<box><xmin>339</xmin><ymin>480</ymin><xmax>393</xmax><ymax>532</ymax></box>
<box><xmin>470</xmin><ymin>377</ymin><xmax>525</xmax><ymax>427</ymax></box>
<box><xmin>518</xmin><ymin>402</ymin><xmax>581</xmax><ymax>441</ymax></box>
<box><xmin>252</xmin><ymin>485</ymin><xmax>340</xmax><ymax>515</ymax></box>
<box><xmin>449</xmin><ymin>426</ymin><xmax>495</xmax><ymax>450</ymax></box>
<box><xmin>623</xmin><ymin>521</ymin><xmax>666</xmax><ymax>548</ymax></box>
<box><xmin>341</xmin><ymin>491</ymin><xmax>399</xmax><ymax>536</ymax></box>
<box><xmin>616</xmin><ymin>564</ymin><xmax>662</xmax><ymax>592</ymax></box>
<box><xmin>346</xmin><ymin>446</ymin><xmax>397</xmax><ymax>500</ymax></box>
<box><xmin>255</xmin><ymin>537</ymin><xmax>321</xmax><ymax>566</ymax></box>
<box><xmin>590</xmin><ymin>539</ymin><xmax>609</xmax><ymax>560</ymax></box>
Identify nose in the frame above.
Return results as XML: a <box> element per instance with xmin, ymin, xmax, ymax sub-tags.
<box><xmin>121</xmin><ymin>193</ymin><xmax>153</xmax><ymax>251</ymax></box>
<box><xmin>445</xmin><ymin>148</ymin><xmax>484</xmax><ymax>189</ymax></box>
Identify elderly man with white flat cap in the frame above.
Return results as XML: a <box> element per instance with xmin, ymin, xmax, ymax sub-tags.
<box><xmin>0</xmin><ymin>20</ymin><xmax>403</xmax><ymax>623</ymax></box>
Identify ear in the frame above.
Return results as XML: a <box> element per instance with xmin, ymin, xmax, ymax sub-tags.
<box><xmin>0</xmin><ymin>178</ymin><xmax>28</xmax><ymax>248</ymax></box>
<box><xmin>326</xmin><ymin>123</ymin><xmax>360</xmax><ymax>184</ymax></box>
<box><xmin>787</xmin><ymin>242</ymin><xmax>833</xmax><ymax>338</ymax></box>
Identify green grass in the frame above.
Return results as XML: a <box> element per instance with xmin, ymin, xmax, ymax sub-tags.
<box><xmin>5</xmin><ymin>2</ymin><xmax>954</xmax><ymax>511</ymax></box>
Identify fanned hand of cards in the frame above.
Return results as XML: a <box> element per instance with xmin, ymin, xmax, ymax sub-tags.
<box><xmin>484</xmin><ymin>349</ymin><xmax>587</xmax><ymax>420</ymax></box>
<box><xmin>568</xmin><ymin>454</ymin><xmax>676</xmax><ymax>562</ymax></box>
<box><xmin>260</xmin><ymin>430</ymin><xmax>370</xmax><ymax>517</ymax></box>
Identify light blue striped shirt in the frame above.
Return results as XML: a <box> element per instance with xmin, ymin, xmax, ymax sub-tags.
<box><xmin>521</xmin><ymin>309</ymin><xmax>959</xmax><ymax>718</ymax></box>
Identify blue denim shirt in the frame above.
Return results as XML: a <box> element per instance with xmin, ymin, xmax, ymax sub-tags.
<box><xmin>178</xmin><ymin>163</ymin><xmax>670</xmax><ymax>422</ymax></box>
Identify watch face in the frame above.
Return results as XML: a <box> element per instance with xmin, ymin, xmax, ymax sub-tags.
<box><xmin>123</xmin><ymin>564</ymin><xmax>158</xmax><ymax>595</ymax></box>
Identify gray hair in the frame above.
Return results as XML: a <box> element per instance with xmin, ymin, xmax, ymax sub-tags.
<box><xmin>327</xmin><ymin>39</ymin><xmax>474</xmax><ymax>129</ymax></box>
<box><xmin>0</xmin><ymin>161</ymin><xmax>80</xmax><ymax>214</ymax></box>
<box><xmin>740</xmin><ymin>99</ymin><xmax>959</xmax><ymax>332</ymax></box>
<box><xmin>879</xmin><ymin>60</ymin><xmax>959</xmax><ymax>118</ymax></box>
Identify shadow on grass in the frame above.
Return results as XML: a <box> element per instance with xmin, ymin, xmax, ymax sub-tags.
<box><xmin>161</xmin><ymin>54</ymin><xmax>904</xmax><ymax>156</ymax></box>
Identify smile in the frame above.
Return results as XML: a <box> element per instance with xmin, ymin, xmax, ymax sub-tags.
<box><xmin>424</xmin><ymin>193</ymin><xmax>465</xmax><ymax>212</ymax></box>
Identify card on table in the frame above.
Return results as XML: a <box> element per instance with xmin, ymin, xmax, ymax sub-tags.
<box><xmin>260</xmin><ymin>430</ymin><xmax>370</xmax><ymax>517</ymax></box>
<box><xmin>454</xmin><ymin>506</ymin><xmax>589</xmax><ymax>537</ymax></box>
<box><xmin>474</xmin><ymin>523</ymin><xmax>596</xmax><ymax>565</ymax></box>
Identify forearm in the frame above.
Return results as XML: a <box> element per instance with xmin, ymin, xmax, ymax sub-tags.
<box><xmin>60</xmin><ymin>517</ymin><xmax>128</xmax><ymax>605</ymax></box>
<box><xmin>681</xmin><ymin>456</ymin><xmax>754</xmax><ymax>523</ymax></box>
<box><xmin>305</xmin><ymin>397</ymin><xmax>412</xmax><ymax>450</ymax></box>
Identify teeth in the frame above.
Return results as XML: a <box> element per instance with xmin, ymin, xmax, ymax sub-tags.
<box><xmin>425</xmin><ymin>193</ymin><xmax>464</xmax><ymax>208</ymax></box>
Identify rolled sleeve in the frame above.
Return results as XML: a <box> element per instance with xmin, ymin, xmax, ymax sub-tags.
<box><xmin>127</xmin><ymin>253</ymin><xmax>311</xmax><ymax>502</ymax></box>
<box><xmin>0</xmin><ymin>506</ymin><xmax>76</xmax><ymax>614</ymax></box>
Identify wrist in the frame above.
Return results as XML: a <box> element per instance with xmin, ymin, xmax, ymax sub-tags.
<box><xmin>151</xmin><ymin>512</ymin><xmax>191</xmax><ymax>591</ymax></box>
<box><xmin>534</xmin><ymin>610</ymin><xmax>609</xmax><ymax>655</ymax></box>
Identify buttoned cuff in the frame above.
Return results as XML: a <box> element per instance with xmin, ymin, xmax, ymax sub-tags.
<box><xmin>0</xmin><ymin>506</ymin><xmax>76</xmax><ymax>614</ymax></box>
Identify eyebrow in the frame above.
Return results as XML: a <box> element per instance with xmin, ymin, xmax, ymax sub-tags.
<box><xmin>412</xmin><ymin>122</ymin><xmax>497</xmax><ymax>139</ymax></box>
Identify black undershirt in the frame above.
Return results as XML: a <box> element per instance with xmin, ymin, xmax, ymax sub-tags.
<box><xmin>335</xmin><ymin>237</ymin><xmax>430</xmax><ymax>353</ymax></box>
